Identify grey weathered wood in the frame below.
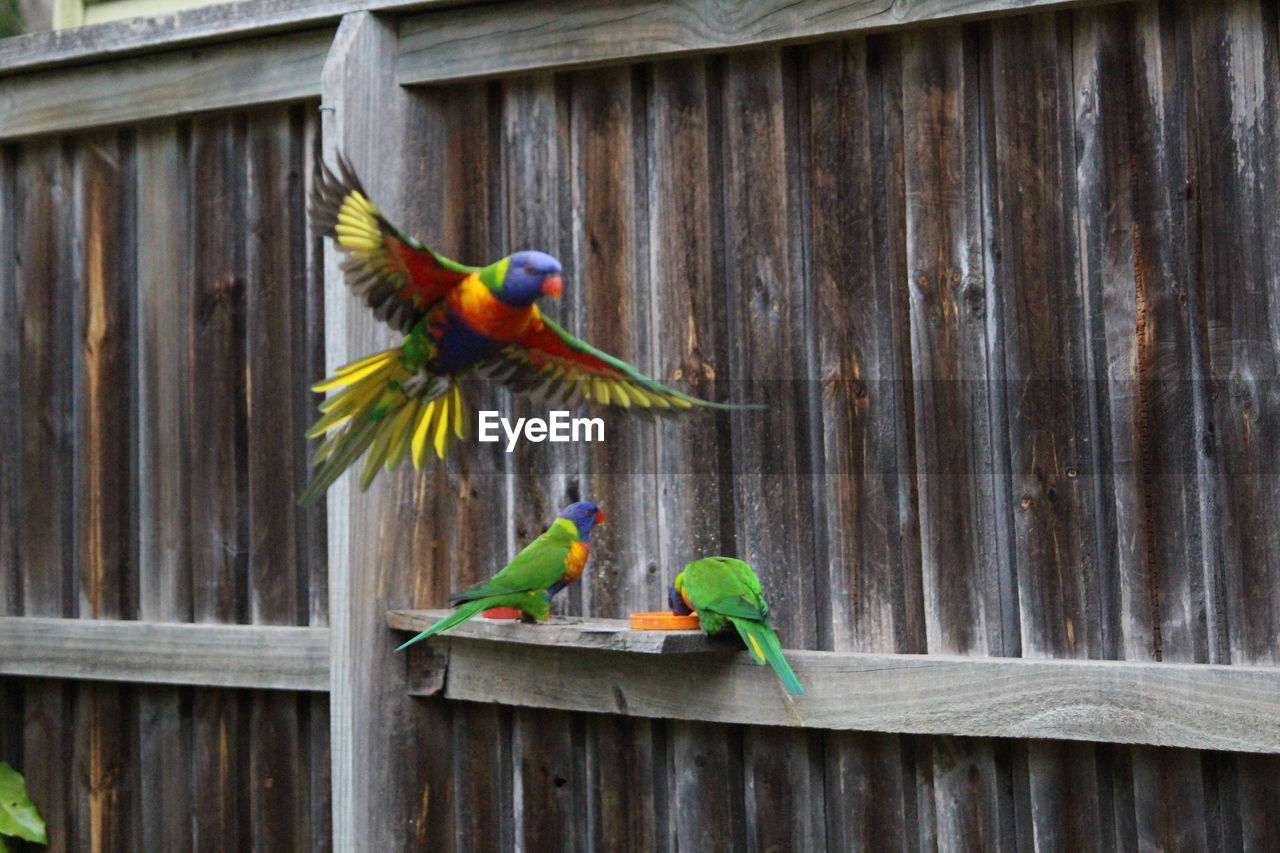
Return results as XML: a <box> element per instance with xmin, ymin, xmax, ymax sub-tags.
<box><xmin>0</xmin><ymin>28</ymin><xmax>330</xmax><ymax>141</ymax></box>
<box><xmin>0</xmin><ymin>0</ymin><xmax>478</xmax><ymax>76</ymax></box>
<box><xmin>388</xmin><ymin>609</ymin><xmax>739</xmax><ymax>653</ymax></box>
<box><xmin>397</xmin><ymin>0</ymin><xmax>1130</xmax><ymax>84</ymax></box>
<box><xmin>134</xmin><ymin>121</ymin><xmax>196</xmax><ymax>853</ymax></box>
<box><xmin>0</xmin><ymin>617</ymin><xmax>330</xmax><ymax>690</ymax></box>
<box><xmin>404</xmin><ymin>635</ymin><xmax>1280</xmax><ymax>755</ymax></box>
<box><xmin>321</xmin><ymin>12</ymin><xmax>424</xmax><ymax>853</ymax></box>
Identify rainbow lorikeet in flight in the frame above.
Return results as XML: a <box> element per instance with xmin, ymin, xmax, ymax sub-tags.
<box><xmin>396</xmin><ymin>501</ymin><xmax>605</xmax><ymax>651</ymax></box>
<box><xmin>300</xmin><ymin>156</ymin><xmax>754</xmax><ymax>504</ymax></box>
<box><xmin>671</xmin><ymin>557</ymin><xmax>806</xmax><ymax>695</ymax></box>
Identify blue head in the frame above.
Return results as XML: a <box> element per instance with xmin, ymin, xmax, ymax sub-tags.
<box><xmin>557</xmin><ymin>500</ymin><xmax>605</xmax><ymax>541</ymax></box>
<box><xmin>500</xmin><ymin>250</ymin><xmax>563</xmax><ymax>307</ymax></box>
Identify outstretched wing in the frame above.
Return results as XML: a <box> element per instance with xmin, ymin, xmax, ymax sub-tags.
<box><xmin>479</xmin><ymin>314</ymin><xmax>757</xmax><ymax>414</ymax></box>
<box><xmin>310</xmin><ymin>153</ymin><xmax>476</xmax><ymax>333</ymax></box>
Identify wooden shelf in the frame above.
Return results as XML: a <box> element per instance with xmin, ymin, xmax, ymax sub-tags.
<box><xmin>388</xmin><ymin>609</ymin><xmax>1280</xmax><ymax>755</ymax></box>
<box><xmin>386</xmin><ymin>609</ymin><xmax>740</xmax><ymax>654</ymax></box>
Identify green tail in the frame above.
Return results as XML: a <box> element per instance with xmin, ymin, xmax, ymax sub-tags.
<box><xmin>731</xmin><ymin>617</ymin><xmax>806</xmax><ymax>695</ymax></box>
<box><xmin>395</xmin><ymin>590</ymin><xmax>552</xmax><ymax>652</ymax></box>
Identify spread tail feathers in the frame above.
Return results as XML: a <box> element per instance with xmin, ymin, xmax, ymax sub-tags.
<box><xmin>731</xmin><ymin>617</ymin><xmax>806</xmax><ymax>695</ymax></box>
<box><xmin>298</xmin><ymin>348</ymin><xmax>470</xmax><ymax>505</ymax></box>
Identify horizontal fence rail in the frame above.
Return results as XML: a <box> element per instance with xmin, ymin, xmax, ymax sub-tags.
<box><xmin>0</xmin><ymin>617</ymin><xmax>331</xmax><ymax>690</ymax></box>
<box><xmin>392</xmin><ymin>611</ymin><xmax>1280</xmax><ymax>754</ymax></box>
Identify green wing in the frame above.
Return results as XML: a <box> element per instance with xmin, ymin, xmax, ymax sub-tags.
<box><xmin>682</xmin><ymin>558</ymin><xmax>766</xmax><ymax>613</ymax></box>
<box><xmin>449</xmin><ymin>524</ymin><xmax>573</xmax><ymax>603</ymax></box>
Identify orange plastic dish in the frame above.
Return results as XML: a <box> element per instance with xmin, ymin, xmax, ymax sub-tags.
<box><xmin>481</xmin><ymin>606</ymin><xmax>522</xmax><ymax>619</ymax></box>
<box><xmin>629</xmin><ymin>611</ymin><xmax>701</xmax><ymax>630</ymax></box>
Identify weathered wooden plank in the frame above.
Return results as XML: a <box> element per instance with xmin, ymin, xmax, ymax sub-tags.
<box><xmin>646</xmin><ymin>55</ymin><xmax>742</xmax><ymax>853</ymax></box>
<box><xmin>1186</xmin><ymin>2</ymin><xmax>1280</xmax><ymax>849</ymax></box>
<box><xmin>0</xmin><ymin>0</ymin><xmax>477</xmax><ymax>76</ymax></box>
<box><xmin>900</xmin><ymin>24</ymin><xmax>1018</xmax><ymax>853</ymax></box>
<box><xmin>0</xmin><ymin>0</ymin><xmax>1133</xmax><ymax>79</ymax></box>
<box><xmin>245</xmin><ymin>106</ymin><xmax>312</xmax><ymax>852</ymax></box>
<box><xmin>397</xmin><ymin>0</ymin><xmax>1133</xmax><ymax>85</ymax></box>
<box><xmin>720</xmin><ymin>46</ymin><xmax>826</xmax><ymax>853</ymax></box>
<box><xmin>0</xmin><ymin>617</ymin><xmax>331</xmax><ymax>689</ymax></box>
<box><xmin>71</xmin><ymin>130</ymin><xmax>139</xmax><ymax>853</ymax></box>
<box><xmin>185</xmin><ymin>111</ymin><xmax>250</xmax><ymax>853</ymax></box>
<box><xmin>1073</xmin><ymin>5</ymin><xmax>1216</xmax><ymax>850</ymax></box>
<box><xmin>414</xmin><ymin>636</ymin><xmax>1280</xmax><ymax>754</ymax></box>
<box><xmin>494</xmin><ymin>71</ymin><xmax>589</xmax><ymax>853</ymax></box>
<box><xmin>321</xmin><ymin>13</ymin><xmax>430</xmax><ymax>852</ymax></box>
<box><xmin>389</xmin><ymin>610</ymin><xmax>745</xmax><ymax>653</ymax></box>
<box><xmin>0</xmin><ymin>29</ymin><xmax>331</xmax><ymax>142</ymax></box>
<box><xmin>806</xmin><ymin>33</ymin><xmax>923</xmax><ymax>851</ymax></box>
<box><xmin>16</xmin><ymin>137</ymin><xmax>75</xmax><ymax>853</ymax></box>
<box><xmin>406</xmin><ymin>79</ymin><xmax>515</xmax><ymax>853</ymax></box>
<box><xmin>135</xmin><ymin>120</ymin><xmax>194</xmax><ymax>851</ymax></box>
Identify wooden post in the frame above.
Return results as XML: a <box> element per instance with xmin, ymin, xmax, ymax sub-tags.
<box><xmin>322</xmin><ymin>12</ymin><xmax>417</xmax><ymax>850</ymax></box>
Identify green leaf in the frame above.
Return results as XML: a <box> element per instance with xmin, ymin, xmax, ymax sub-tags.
<box><xmin>0</xmin><ymin>762</ymin><xmax>47</xmax><ymax>844</ymax></box>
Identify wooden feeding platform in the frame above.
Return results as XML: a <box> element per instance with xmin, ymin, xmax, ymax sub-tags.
<box><xmin>388</xmin><ymin>610</ymin><xmax>1280</xmax><ymax>755</ymax></box>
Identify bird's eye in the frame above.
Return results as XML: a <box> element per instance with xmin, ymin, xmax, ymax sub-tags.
<box><xmin>523</xmin><ymin>264</ymin><xmax>536</xmax><ymax>275</ymax></box>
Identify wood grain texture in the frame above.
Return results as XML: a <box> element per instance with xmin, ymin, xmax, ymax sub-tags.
<box><xmin>422</xmin><ymin>637</ymin><xmax>1280</xmax><ymax>754</ymax></box>
<box><xmin>0</xmin><ymin>0</ymin><xmax>1129</xmax><ymax>78</ymax></box>
<box><xmin>0</xmin><ymin>617</ymin><xmax>330</xmax><ymax>689</ymax></box>
<box><xmin>646</xmin><ymin>55</ymin><xmax>743</xmax><ymax>853</ymax></box>
<box><xmin>397</xmin><ymin>0</ymin><xmax>1132</xmax><ymax>85</ymax></box>
<box><xmin>900</xmin><ymin>26</ymin><xmax>1016</xmax><ymax>853</ymax></box>
<box><xmin>71</xmin><ymin>130</ymin><xmax>139</xmax><ymax>853</ymax></box>
<box><xmin>0</xmin><ymin>28</ymin><xmax>330</xmax><ymax>141</ymax></box>
<box><xmin>16</xmin><ymin>137</ymin><xmax>75</xmax><ymax>853</ymax></box>
<box><xmin>321</xmin><ymin>13</ymin><xmax>428</xmax><ymax>852</ymax></box>
<box><xmin>134</xmin><ymin>121</ymin><xmax>194</xmax><ymax>852</ymax></box>
<box><xmin>186</xmin><ymin>112</ymin><xmax>250</xmax><ymax>853</ymax></box>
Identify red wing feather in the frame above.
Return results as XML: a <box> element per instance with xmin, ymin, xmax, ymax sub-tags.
<box><xmin>311</xmin><ymin>154</ymin><xmax>475</xmax><ymax>333</ymax></box>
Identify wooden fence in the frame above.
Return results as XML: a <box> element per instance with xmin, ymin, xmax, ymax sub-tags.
<box><xmin>2</xmin><ymin>0</ymin><xmax>1280</xmax><ymax>850</ymax></box>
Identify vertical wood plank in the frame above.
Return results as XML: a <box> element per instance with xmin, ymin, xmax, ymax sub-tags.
<box><xmin>187</xmin><ymin>111</ymin><xmax>249</xmax><ymax>853</ymax></box>
<box><xmin>17</xmin><ymin>136</ymin><xmax>74</xmax><ymax>853</ymax></box>
<box><xmin>72</xmin><ymin>129</ymin><xmax>138</xmax><ymax>853</ymax></box>
<box><xmin>900</xmin><ymin>25</ymin><xmax>1014</xmax><ymax>851</ymax></box>
<box><xmin>1073</xmin><ymin>5</ymin><xmax>1214</xmax><ymax>848</ymax></box>
<box><xmin>989</xmin><ymin>13</ymin><xmax>1113</xmax><ymax>852</ymax></box>
<box><xmin>807</xmin><ymin>34</ymin><xmax>922</xmax><ymax>850</ymax></box>
<box><xmin>324</xmin><ymin>14</ymin><xmax>447</xmax><ymax>851</ymax></box>
<box><xmin>569</xmin><ymin>63</ymin><xmax>667</xmax><ymax>853</ymax></box>
<box><xmin>246</xmin><ymin>104</ymin><xmax>310</xmax><ymax>852</ymax></box>
<box><xmin>1186</xmin><ymin>1</ymin><xmax>1280</xmax><ymax>849</ymax></box>
<box><xmin>135</xmin><ymin>118</ymin><xmax>194</xmax><ymax>853</ymax></box>
<box><xmin>649</xmin><ymin>55</ymin><xmax>744</xmax><ymax>853</ymax></box>
<box><xmin>499</xmin><ymin>71</ymin><xmax>588</xmax><ymax>853</ymax></box>
<box><xmin>721</xmin><ymin>47</ymin><xmax>825</xmax><ymax>853</ymax></box>
<box><xmin>0</xmin><ymin>146</ymin><xmax>21</xmax><ymax>787</ymax></box>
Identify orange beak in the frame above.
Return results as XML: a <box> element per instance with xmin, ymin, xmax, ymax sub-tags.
<box><xmin>594</xmin><ymin>510</ymin><xmax>607</xmax><ymax>525</ymax></box>
<box><xmin>542</xmin><ymin>274</ymin><xmax>564</xmax><ymax>298</ymax></box>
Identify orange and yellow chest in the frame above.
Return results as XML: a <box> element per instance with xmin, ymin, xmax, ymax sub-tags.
<box><xmin>564</xmin><ymin>541</ymin><xmax>590</xmax><ymax>583</ymax></box>
<box><xmin>449</xmin><ymin>275</ymin><xmax>540</xmax><ymax>342</ymax></box>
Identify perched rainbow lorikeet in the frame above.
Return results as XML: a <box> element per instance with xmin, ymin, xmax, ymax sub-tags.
<box><xmin>300</xmin><ymin>155</ymin><xmax>755</xmax><ymax>504</ymax></box>
<box><xmin>396</xmin><ymin>501</ymin><xmax>605</xmax><ymax>651</ymax></box>
<box><xmin>670</xmin><ymin>557</ymin><xmax>805</xmax><ymax>695</ymax></box>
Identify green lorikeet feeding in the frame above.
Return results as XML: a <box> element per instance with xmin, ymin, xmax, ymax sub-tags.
<box><xmin>396</xmin><ymin>501</ymin><xmax>605</xmax><ymax>651</ymax></box>
<box><xmin>670</xmin><ymin>557</ymin><xmax>806</xmax><ymax>695</ymax></box>
<box><xmin>301</xmin><ymin>155</ymin><xmax>753</xmax><ymax>504</ymax></box>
